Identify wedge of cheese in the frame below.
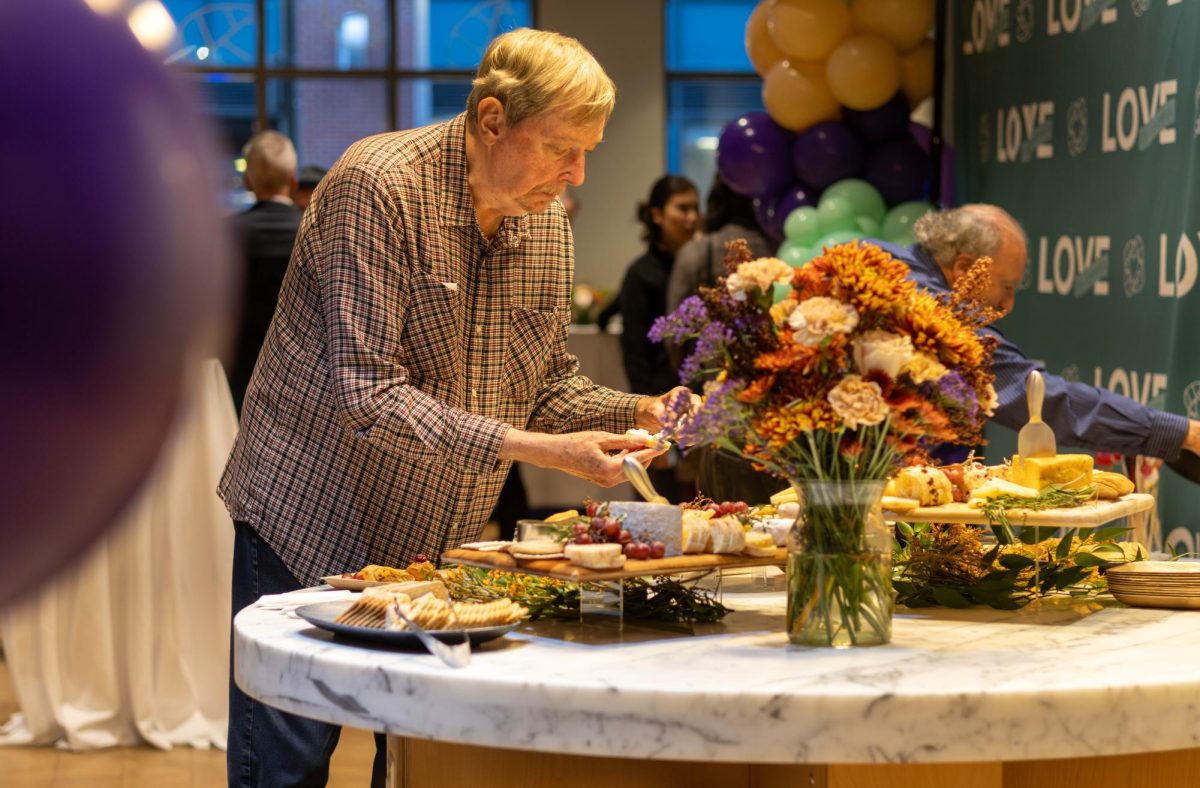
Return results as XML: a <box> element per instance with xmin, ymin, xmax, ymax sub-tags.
<box><xmin>564</xmin><ymin>543</ymin><xmax>625</xmax><ymax>569</ymax></box>
<box><xmin>742</xmin><ymin>531</ymin><xmax>776</xmax><ymax>557</ymax></box>
<box><xmin>1009</xmin><ymin>454</ymin><xmax>1093</xmax><ymax>491</ymax></box>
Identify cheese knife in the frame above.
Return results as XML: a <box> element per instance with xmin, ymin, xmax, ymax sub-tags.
<box><xmin>1017</xmin><ymin>369</ymin><xmax>1056</xmax><ymax>459</ymax></box>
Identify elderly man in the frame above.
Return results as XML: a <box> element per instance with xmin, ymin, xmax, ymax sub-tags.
<box><xmin>875</xmin><ymin>204</ymin><xmax>1200</xmax><ymax>464</ymax></box>
<box><xmin>220</xmin><ymin>28</ymin><xmax>686</xmax><ymax>787</ymax></box>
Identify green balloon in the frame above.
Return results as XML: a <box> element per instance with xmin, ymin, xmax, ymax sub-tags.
<box><xmin>886</xmin><ymin>230</ymin><xmax>915</xmax><ymax>247</ymax></box>
<box><xmin>814</xmin><ymin>229</ymin><xmax>861</xmax><ymax>250</ymax></box>
<box><xmin>822</xmin><ymin>179</ymin><xmax>886</xmax><ymax>225</ymax></box>
<box><xmin>882</xmin><ymin>201</ymin><xmax>933</xmax><ymax>243</ymax></box>
<box><xmin>815</xmin><ymin>195</ymin><xmax>858</xmax><ymax>234</ymax></box>
<box><xmin>783</xmin><ymin>206</ymin><xmax>822</xmax><ymax>245</ymax></box>
<box><xmin>777</xmin><ymin>239</ymin><xmax>814</xmax><ymax>267</ymax></box>
<box><xmin>856</xmin><ymin>216</ymin><xmax>881</xmax><ymax>237</ymax></box>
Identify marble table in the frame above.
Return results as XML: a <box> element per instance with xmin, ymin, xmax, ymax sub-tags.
<box><xmin>235</xmin><ymin>584</ymin><xmax>1200</xmax><ymax>787</ymax></box>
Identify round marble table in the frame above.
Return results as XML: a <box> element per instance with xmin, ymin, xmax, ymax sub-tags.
<box><xmin>235</xmin><ymin>585</ymin><xmax>1200</xmax><ymax>787</ymax></box>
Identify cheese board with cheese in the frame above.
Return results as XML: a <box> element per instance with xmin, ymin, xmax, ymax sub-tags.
<box><xmin>441</xmin><ymin>547</ymin><xmax>787</xmax><ymax>583</ymax></box>
<box><xmin>882</xmin><ymin>492</ymin><xmax>1154</xmax><ymax>527</ymax></box>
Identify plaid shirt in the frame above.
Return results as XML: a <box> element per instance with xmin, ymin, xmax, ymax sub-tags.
<box><xmin>219</xmin><ymin>114</ymin><xmax>641</xmax><ymax>586</ymax></box>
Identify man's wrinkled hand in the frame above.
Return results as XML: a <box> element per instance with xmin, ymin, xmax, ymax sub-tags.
<box><xmin>635</xmin><ymin>386</ymin><xmax>699</xmax><ymax>431</ymax></box>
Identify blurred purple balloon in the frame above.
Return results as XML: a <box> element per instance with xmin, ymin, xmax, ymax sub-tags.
<box><xmin>844</xmin><ymin>93</ymin><xmax>912</xmax><ymax>144</ymax></box>
<box><xmin>0</xmin><ymin>0</ymin><xmax>233</xmax><ymax>606</ymax></box>
<box><xmin>792</xmin><ymin>122</ymin><xmax>864</xmax><ymax>192</ymax></box>
<box><xmin>865</xmin><ymin>137</ymin><xmax>933</xmax><ymax>206</ymax></box>
<box><xmin>908</xmin><ymin>122</ymin><xmax>956</xmax><ymax>205</ymax></box>
<box><xmin>754</xmin><ymin>183</ymin><xmax>816</xmax><ymax>243</ymax></box>
<box><xmin>717</xmin><ymin>112</ymin><xmax>795</xmax><ymax>197</ymax></box>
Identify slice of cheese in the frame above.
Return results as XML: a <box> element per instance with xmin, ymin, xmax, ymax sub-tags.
<box><xmin>1010</xmin><ymin>454</ymin><xmax>1093</xmax><ymax>491</ymax></box>
<box><xmin>742</xmin><ymin>531</ymin><xmax>776</xmax><ymax>557</ymax></box>
<box><xmin>967</xmin><ymin>478</ymin><xmax>1040</xmax><ymax>506</ymax></box>
<box><xmin>770</xmin><ymin>487</ymin><xmax>799</xmax><ymax>506</ymax></box>
<box><xmin>564</xmin><ymin>543</ymin><xmax>626</xmax><ymax>569</ymax></box>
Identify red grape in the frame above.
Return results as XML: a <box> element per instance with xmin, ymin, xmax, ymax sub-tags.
<box><xmin>585</xmin><ymin>502</ymin><xmax>598</xmax><ymax>517</ymax></box>
<box><xmin>618</xmin><ymin>529</ymin><xmax>632</xmax><ymax>544</ymax></box>
<box><xmin>575</xmin><ymin>533</ymin><xmax>592</xmax><ymax>545</ymax></box>
<box><xmin>604</xmin><ymin>521</ymin><xmax>621</xmax><ymax>539</ymax></box>
<box><xmin>649</xmin><ymin>541</ymin><xmax>666</xmax><ymax>559</ymax></box>
<box><xmin>633</xmin><ymin>543</ymin><xmax>652</xmax><ymax>560</ymax></box>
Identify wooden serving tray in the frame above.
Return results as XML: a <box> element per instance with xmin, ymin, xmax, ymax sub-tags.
<box><xmin>441</xmin><ymin>547</ymin><xmax>786</xmax><ymax>582</ymax></box>
<box><xmin>883</xmin><ymin>493</ymin><xmax>1154</xmax><ymax>527</ymax></box>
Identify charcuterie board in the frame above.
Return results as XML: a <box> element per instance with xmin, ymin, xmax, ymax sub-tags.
<box><xmin>883</xmin><ymin>493</ymin><xmax>1154</xmax><ymax>527</ymax></box>
<box><xmin>441</xmin><ymin>547</ymin><xmax>786</xmax><ymax>582</ymax></box>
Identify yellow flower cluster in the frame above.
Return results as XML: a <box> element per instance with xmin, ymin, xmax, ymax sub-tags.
<box><xmin>753</xmin><ymin>400</ymin><xmax>841</xmax><ymax>448</ymax></box>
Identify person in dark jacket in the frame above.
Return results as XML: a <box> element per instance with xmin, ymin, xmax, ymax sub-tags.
<box><xmin>227</xmin><ymin>130</ymin><xmax>302</xmax><ymax>413</ymax></box>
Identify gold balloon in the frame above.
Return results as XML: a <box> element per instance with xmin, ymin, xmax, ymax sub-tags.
<box><xmin>746</xmin><ymin>2</ymin><xmax>787</xmax><ymax>77</ymax></box>
<box><xmin>762</xmin><ymin>59</ymin><xmax>842</xmax><ymax>132</ymax></box>
<box><xmin>825</xmin><ymin>34</ymin><xmax>901</xmax><ymax>111</ymax></box>
<box><xmin>900</xmin><ymin>39</ymin><xmax>934</xmax><ymax>106</ymax></box>
<box><xmin>767</xmin><ymin>0</ymin><xmax>852</xmax><ymax>62</ymax></box>
<box><xmin>850</xmin><ymin>0</ymin><xmax>935</xmax><ymax>52</ymax></box>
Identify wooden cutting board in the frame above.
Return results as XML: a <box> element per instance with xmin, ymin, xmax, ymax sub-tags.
<box><xmin>441</xmin><ymin>547</ymin><xmax>786</xmax><ymax>582</ymax></box>
<box><xmin>884</xmin><ymin>492</ymin><xmax>1154</xmax><ymax>527</ymax></box>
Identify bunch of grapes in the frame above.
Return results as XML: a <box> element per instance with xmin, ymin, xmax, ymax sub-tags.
<box><xmin>572</xmin><ymin>503</ymin><xmax>666</xmax><ymax>560</ymax></box>
<box><xmin>704</xmin><ymin>501</ymin><xmax>749</xmax><ymax>517</ymax></box>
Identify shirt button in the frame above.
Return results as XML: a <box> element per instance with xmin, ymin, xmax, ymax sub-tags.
<box><xmin>450</xmin><ymin>523</ymin><xmax>459</xmax><ymax>530</ymax></box>
<box><xmin>471</xmin><ymin>388</ymin><xmax>478</xmax><ymax>398</ymax></box>
<box><xmin>475</xmin><ymin>326</ymin><xmax>482</xmax><ymax>335</ymax></box>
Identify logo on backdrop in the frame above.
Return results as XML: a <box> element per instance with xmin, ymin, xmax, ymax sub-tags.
<box><xmin>1157</xmin><ymin>231</ymin><xmax>1198</xmax><ymax>298</ymax></box>
<box><xmin>1123</xmin><ymin>235</ymin><xmax>1146</xmax><ymax>296</ymax></box>
<box><xmin>964</xmin><ymin>0</ymin><xmax>1012</xmax><ymax>53</ymax></box>
<box><xmin>1101</xmin><ymin>79</ymin><xmax>1177</xmax><ymax>153</ymax></box>
<box><xmin>1185</xmin><ymin>381</ymin><xmax>1200</xmax><ymax>419</ymax></box>
<box><xmin>1130</xmin><ymin>0</ymin><xmax>1152</xmax><ymax>17</ymax></box>
<box><xmin>1036</xmin><ymin>234</ymin><xmax>1110</xmax><ymax>296</ymax></box>
<box><xmin>1048</xmin><ymin>0</ymin><xmax>1119</xmax><ymax>34</ymax></box>
<box><xmin>1093</xmin><ymin>367</ymin><xmax>1168</xmax><ymax>407</ymax></box>
<box><xmin>995</xmin><ymin>101</ymin><xmax>1055</xmax><ymax>162</ymax></box>
<box><xmin>1061</xmin><ymin>364</ymin><xmax>1080</xmax><ymax>382</ymax></box>
<box><xmin>1016</xmin><ymin>0</ymin><xmax>1036</xmax><ymax>40</ymax></box>
<box><xmin>1067</xmin><ymin>97</ymin><xmax>1089</xmax><ymax>156</ymax></box>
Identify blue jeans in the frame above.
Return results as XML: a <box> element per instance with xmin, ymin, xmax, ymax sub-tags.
<box><xmin>228</xmin><ymin>521</ymin><xmax>387</xmax><ymax>787</ymax></box>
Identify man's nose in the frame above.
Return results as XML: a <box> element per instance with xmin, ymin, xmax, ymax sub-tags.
<box><xmin>563</xmin><ymin>150</ymin><xmax>585</xmax><ymax>186</ymax></box>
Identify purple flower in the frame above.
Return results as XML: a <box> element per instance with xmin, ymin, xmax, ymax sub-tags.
<box><xmin>678</xmin><ymin>321</ymin><xmax>735</xmax><ymax>384</ymax></box>
<box><xmin>933</xmin><ymin>371</ymin><xmax>979</xmax><ymax>421</ymax></box>
<box><xmin>649</xmin><ymin>295</ymin><xmax>708</xmax><ymax>344</ymax></box>
<box><xmin>665</xmin><ymin>377</ymin><xmax>746</xmax><ymax>448</ymax></box>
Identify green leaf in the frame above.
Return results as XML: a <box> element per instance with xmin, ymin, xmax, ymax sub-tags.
<box><xmin>1056</xmin><ymin>533</ymin><xmax>1074</xmax><ymax>561</ymax></box>
<box><xmin>896</xmin><ymin>521</ymin><xmax>915</xmax><ymax>537</ymax></box>
<box><xmin>1074</xmin><ymin>552</ymin><xmax>1108</xmax><ymax>567</ymax></box>
<box><xmin>1093</xmin><ymin>524</ymin><xmax>1133</xmax><ymax>542</ymax></box>
<box><xmin>1018</xmin><ymin>527</ymin><xmax>1040</xmax><ymax>545</ymax></box>
<box><xmin>931</xmin><ymin>586</ymin><xmax>974</xmax><ymax>609</ymax></box>
<box><xmin>1090</xmin><ymin>543</ymin><xmax>1127</xmax><ymax>557</ymax></box>
<box><xmin>999</xmin><ymin>554</ymin><xmax>1036</xmax><ymax>569</ymax></box>
<box><xmin>1054</xmin><ymin>566</ymin><xmax>1089</xmax><ymax>589</ymax></box>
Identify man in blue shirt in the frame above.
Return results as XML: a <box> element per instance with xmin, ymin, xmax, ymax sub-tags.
<box><xmin>874</xmin><ymin>204</ymin><xmax>1200</xmax><ymax>468</ymax></box>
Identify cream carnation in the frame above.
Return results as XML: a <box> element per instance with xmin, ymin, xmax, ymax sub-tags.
<box><xmin>726</xmin><ymin>257</ymin><xmax>793</xmax><ymax>297</ymax></box>
<box><xmin>901</xmin><ymin>351</ymin><xmax>949</xmax><ymax>384</ymax></box>
<box><xmin>787</xmin><ymin>297</ymin><xmax>859</xmax><ymax>347</ymax></box>
<box><xmin>979</xmin><ymin>382</ymin><xmax>999</xmax><ymax>417</ymax></box>
<box><xmin>827</xmin><ymin>375</ymin><xmax>889</xmax><ymax>429</ymax></box>
<box><xmin>852</xmin><ymin>330</ymin><xmax>914</xmax><ymax>379</ymax></box>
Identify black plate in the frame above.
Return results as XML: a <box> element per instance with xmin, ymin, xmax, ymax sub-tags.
<box><xmin>295</xmin><ymin>601</ymin><xmax>518</xmax><ymax>648</ymax></box>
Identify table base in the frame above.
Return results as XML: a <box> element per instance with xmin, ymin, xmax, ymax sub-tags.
<box><xmin>386</xmin><ymin>736</ymin><xmax>1200</xmax><ymax>787</ymax></box>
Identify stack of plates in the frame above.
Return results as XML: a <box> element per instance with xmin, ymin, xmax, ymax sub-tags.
<box><xmin>1107</xmin><ymin>562</ymin><xmax>1200</xmax><ymax>610</ymax></box>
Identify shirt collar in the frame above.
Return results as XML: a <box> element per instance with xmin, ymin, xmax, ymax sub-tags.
<box><xmin>438</xmin><ymin>113</ymin><xmax>531</xmax><ymax>250</ymax></box>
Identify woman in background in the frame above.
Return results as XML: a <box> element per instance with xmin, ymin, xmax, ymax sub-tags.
<box><xmin>667</xmin><ymin>173</ymin><xmax>772</xmax><ymax>313</ymax></box>
<box><xmin>615</xmin><ymin>174</ymin><xmax>699</xmax><ymax>502</ymax></box>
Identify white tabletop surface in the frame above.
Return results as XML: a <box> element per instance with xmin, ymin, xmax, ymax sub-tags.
<box><xmin>234</xmin><ymin>584</ymin><xmax>1200</xmax><ymax>764</ymax></box>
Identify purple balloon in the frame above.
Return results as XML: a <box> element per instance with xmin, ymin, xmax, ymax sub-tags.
<box><xmin>0</xmin><ymin>0</ymin><xmax>233</xmax><ymax>606</ymax></box>
<box><xmin>717</xmin><ymin>112</ymin><xmax>795</xmax><ymax>197</ymax></box>
<box><xmin>754</xmin><ymin>183</ymin><xmax>816</xmax><ymax>243</ymax></box>
<box><xmin>753</xmin><ymin>196</ymin><xmax>782</xmax><ymax>243</ymax></box>
<box><xmin>910</xmin><ymin>120</ymin><xmax>932</xmax><ymax>152</ymax></box>
<box><xmin>908</xmin><ymin>122</ymin><xmax>955</xmax><ymax>205</ymax></box>
<box><xmin>791</xmin><ymin>122</ymin><xmax>865</xmax><ymax>192</ymax></box>
<box><xmin>844</xmin><ymin>93</ymin><xmax>912</xmax><ymax>144</ymax></box>
<box><xmin>865</xmin><ymin>137</ymin><xmax>933</xmax><ymax>206</ymax></box>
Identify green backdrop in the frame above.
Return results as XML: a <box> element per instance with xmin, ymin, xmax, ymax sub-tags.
<box><xmin>953</xmin><ymin>0</ymin><xmax>1200</xmax><ymax>551</ymax></box>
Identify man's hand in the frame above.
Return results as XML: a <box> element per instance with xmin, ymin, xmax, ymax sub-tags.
<box><xmin>634</xmin><ymin>386</ymin><xmax>699</xmax><ymax>431</ymax></box>
<box><xmin>1185</xmin><ymin>419</ymin><xmax>1200</xmax><ymax>455</ymax></box>
<box><xmin>499</xmin><ymin>429</ymin><xmax>665</xmax><ymax>487</ymax></box>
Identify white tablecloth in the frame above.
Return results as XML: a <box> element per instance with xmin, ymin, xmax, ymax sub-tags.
<box><xmin>0</xmin><ymin>359</ymin><xmax>237</xmax><ymax>751</ymax></box>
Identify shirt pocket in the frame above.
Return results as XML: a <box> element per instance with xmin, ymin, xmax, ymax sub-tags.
<box><xmin>401</xmin><ymin>271</ymin><xmax>460</xmax><ymax>382</ymax></box>
<box><xmin>503</xmin><ymin>306</ymin><xmax>558</xmax><ymax>400</ymax></box>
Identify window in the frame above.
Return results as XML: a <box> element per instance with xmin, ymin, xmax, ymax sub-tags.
<box><xmin>665</xmin><ymin>0</ymin><xmax>762</xmax><ymax>197</ymax></box>
<box><xmin>163</xmin><ymin>0</ymin><xmax>533</xmax><ymax>201</ymax></box>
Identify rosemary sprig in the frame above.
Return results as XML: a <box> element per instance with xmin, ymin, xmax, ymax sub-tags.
<box><xmin>978</xmin><ymin>484</ymin><xmax>1097</xmax><ymax>529</ymax></box>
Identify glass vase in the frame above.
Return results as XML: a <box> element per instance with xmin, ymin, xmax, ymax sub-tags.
<box><xmin>786</xmin><ymin>479</ymin><xmax>893</xmax><ymax>647</ymax></box>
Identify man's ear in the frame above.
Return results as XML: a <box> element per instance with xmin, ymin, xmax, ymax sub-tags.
<box><xmin>475</xmin><ymin>97</ymin><xmax>506</xmax><ymax>145</ymax></box>
<box><xmin>948</xmin><ymin>253</ymin><xmax>975</xmax><ymax>283</ymax></box>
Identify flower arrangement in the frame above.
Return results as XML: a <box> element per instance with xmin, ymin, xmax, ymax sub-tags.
<box><xmin>651</xmin><ymin>239</ymin><xmax>999</xmax><ymax>646</ymax></box>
